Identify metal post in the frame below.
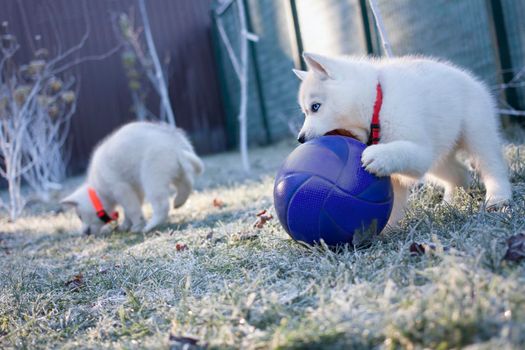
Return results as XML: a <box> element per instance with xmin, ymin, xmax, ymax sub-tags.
<box><xmin>358</xmin><ymin>0</ymin><xmax>374</xmax><ymax>55</ymax></box>
<box><xmin>289</xmin><ymin>0</ymin><xmax>306</xmax><ymax>70</ymax></box>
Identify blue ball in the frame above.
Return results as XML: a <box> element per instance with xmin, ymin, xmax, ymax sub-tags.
<box><xmin>273</xmin><ymin>136</ymin><xmax>393</xmax><ymax>246</ymax></box>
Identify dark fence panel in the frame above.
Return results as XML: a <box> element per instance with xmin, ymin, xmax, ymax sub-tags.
<box><xmin>501</xmin><ymin>0</ymin><xmax>525</xmax><ymax>110</ymax></box>
<box><xmin>1</xmin><ymin>0</ymin><xmax>227</xmax><ymax>174</ymax></box>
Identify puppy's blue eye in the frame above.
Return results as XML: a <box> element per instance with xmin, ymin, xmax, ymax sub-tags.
<box><xmin>311</xmin><ymin>103</ymin><xmax>321</xmax><ymax>113</ymax></box>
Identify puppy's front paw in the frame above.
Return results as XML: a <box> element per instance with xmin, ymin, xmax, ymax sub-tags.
<box><xmin>361</xmin><ymin>145</ymin><xmax>396</xmax><ymax>176</ymax></box>
<box><xmin>142</xmin><ymin>221</ymin><xmax>157</xmax><ymax>233</ymax></box>
<box><xmin>100</xmin><ymin>224</ymin><xmax>115</xmax><ymax>235</ymax></box>
<box><xmin>130</xmin><ymin>221</ymin><xmax>145</xmax><ymax>233</ymax></box>
<box><xmin>118</xmin><ymin>219</ymin><xmax>131</xmax><ymax>232</ymax></box>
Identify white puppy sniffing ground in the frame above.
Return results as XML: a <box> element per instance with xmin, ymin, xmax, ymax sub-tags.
<box><xmin>61</xmin><ymin>122</ymin><xmax>203</xmax><ymax>235</ymax></box>
<box><xmin>294</xmin><ymin>53</ymin><xmax>512</xmax><ymax>227</ymax></box>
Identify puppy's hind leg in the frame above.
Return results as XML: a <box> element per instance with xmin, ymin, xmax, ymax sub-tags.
<box><xmin>385</xmin><ymin>176</ymin><xmax>412</xmax><ymax>230</ymax></box>
<box><xmin>463</xmin><ymin>108</ymin><xmax>511</xmax><ymax>207</ymax></box>
<box><xmin>427</xmin><ymin>152</ymin><xmax>470</xmax><ymax>203</ymax></box>
<box><xmin>143</xmin><ymin>194</ymin><xmax>170</xmax><ymax>233</ymax></box>
<box><xmin>118</xmin><ymin>216</ymin><xmax>132</xmax><ymax>232</ymax></box>
<box><xmin>142</xmin><ymin>176</ymin><xmax>172</xmax><ymax>233</ymax></box>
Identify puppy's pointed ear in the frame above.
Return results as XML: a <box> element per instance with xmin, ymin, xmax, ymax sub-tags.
<box><xmin>60</xmin><ymin>186</ymin><xmax>83</xmax><ymax>207</ymax></box>
<box><xmin>292</xmin><ymin>69</ymin><xmax>307</xmax><ymax>81</ymax></box>
<box><xmin>303</xmin><ymin>52</ymin><xmax>334</xmax><ymax>80</ymax></box>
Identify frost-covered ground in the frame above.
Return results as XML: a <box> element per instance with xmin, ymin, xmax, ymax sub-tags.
<box><xmin>1</xmin><ymin>138</ymin><xmax>525</xmax><ymax>349</ymax></box>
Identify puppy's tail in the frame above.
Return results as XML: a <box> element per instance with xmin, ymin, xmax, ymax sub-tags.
<box><xmin>174</xmin><ymin>151</ymin><xmax>203</xmax><ymax>209</ymax></box>
<box><xmin>182</xmin><ymin>150</ymin><xmax>204</xmax><ymax>176</ymax></box>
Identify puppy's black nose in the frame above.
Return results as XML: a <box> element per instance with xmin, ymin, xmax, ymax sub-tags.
<box><xmin>297</xmin><ymin>134</ymin><xmax>306</xmax><ymax>144</ymax></box>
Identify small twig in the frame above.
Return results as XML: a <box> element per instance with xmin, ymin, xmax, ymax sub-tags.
<box><xmin>215</xmin><ymin>0</ymin><xmax>235</xmax><ymax>15</ymax></box>
<box><xmin>50</xmin><ymin>44</ymin><xmax>121</xmax><ymax>76</ymax></box>
<box><xmin>368</xmin><ymin>0</ymin><xmax>393</xmax><ymax>57</ymax></box>
<box><xmin>215</xmin><ymin>18</ymin><xmax>241</xmax><ymax>78</ymax></box>
<box><xmin>137</xmin><ymin>0</ymin><xmax>176</xmax><ymax>126</ymax></box>
<box><xmin>498</xmin><ymin>109</ymin><xmax>525</xmax><ymax>117</ymax></box>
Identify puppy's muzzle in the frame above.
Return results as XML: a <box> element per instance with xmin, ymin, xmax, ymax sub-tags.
<box><xmin>297</xmin><ymin>133</ymin><xmax>306</xmax><ymax>144</ymax></box>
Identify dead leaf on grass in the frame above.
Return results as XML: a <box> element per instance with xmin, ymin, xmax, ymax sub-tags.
<box><xmin>175</xmin><ymin>243</ymin><xmax>188</xmax><ymax>251</ymax></box>
<box><xmin>503</xmin><ymin>233</ymin><xmax>525</xmax><ymax>262</ymax></box>
<box><xmin>253</xmin><ymin>210</ymin><xmax>273</xmax><ymax>229</ymax></box>
<box><xmin>169</xmin><ymin>333</ymin><xmax>203</xmax><ymax>350</ymax></box>
<box><xmin>212</xmin><ymin>198</ymin><xmax>224</xmax><ymax>208</ymax></box>
<box><xmin>409</xmin><ymin>242</ymin><xmax>426</xmax><ymax>255</ymax></box>
<box><xmin>65</xmin><ymin>273</ymin><xmax>84</xmax><ymax>291</ymax></box>
<box><xmin>408</xmin><ymin>242</ymin><xmax>443</xmax><ymax>255</ymax></box>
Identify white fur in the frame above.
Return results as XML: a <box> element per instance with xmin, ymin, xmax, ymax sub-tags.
<box><xmin>61</xmin><ymin>122</ymin><xmax>204</xmax><ymax>235</ymax></box>
<box><xmin>295</xmin><ymin>52</ymin><xmax>512</xmax><ymax>227</ymax></box>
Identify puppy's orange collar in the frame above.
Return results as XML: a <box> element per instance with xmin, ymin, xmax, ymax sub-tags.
<box><xmin>87</xmin><ymin>187</ymin><xmax>118</xmax><ymax>224</ymax></box>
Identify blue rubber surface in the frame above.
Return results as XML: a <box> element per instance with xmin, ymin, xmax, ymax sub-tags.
<box><xmin>273</xmin><ymin>136</ymin><xmax>393</xmax><ymax>246</ymax></box>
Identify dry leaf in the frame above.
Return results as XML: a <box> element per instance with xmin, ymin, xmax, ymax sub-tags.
<box><xmin>169</xmin><ymin>333</ymin><xmax>202</xmax><ymax>350</ymax></box>
<box><xmin>175</xmin><ymin>243</ymin><xmax>188</xmax><ymax>251</ymax></box>
<box><xmin>409</xmin><ymin>242</ymin><xmax>441</xmax><ymax>255</ymax></box>
<box><xmin>253</xmin><ymin>210</ymin><xmax>273</xmax><ymax>229</ymax></box>
<box><xmin>503</xmin><ymin>233</ymin><xmax>525</xmax><ymax>262</ymax></box>
<box><xmin>409</xmin><ymin>242</ymin><xmax>426</xmax><ymax>255</ymax></box>
<box><xmin>65</xmin><ymin>273</ymin><xmax>84</xmax><ymax>291</ymax></box>
<box><xmin>212</xmin><ymin>198</ymin><xmax>224</xmax><ymax>208</ymax></box>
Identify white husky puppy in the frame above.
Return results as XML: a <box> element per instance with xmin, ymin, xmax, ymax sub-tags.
<box><xmin>294</xmin><ymin>53</ymin><xmax>511</xmax><ymax>227</ymax></box>
<box><xmin>61</xmin><ymin>121</ymin><xmax>204</xmax><ymax>235</ymax></box>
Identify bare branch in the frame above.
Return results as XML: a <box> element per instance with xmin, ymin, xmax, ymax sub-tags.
<box><xmin>368</xmin><ymin>0</ymin><xmax>393</xmax><ymax>57</ymax></box>
<box><xmin>216</xmin><ymin>18</ymin><xmax>242</xmax><ymax>78</ymax></box>
<box><xmin>215</xmin><ymin>0</ymin><xmax>251</xmax><ymax>172</ymax></box>
<box><xmin>113</xmin><ymin>5</ymin><xmax>176</xmax><ymax>125</ymax></box>
<box><xmin>47</xmin><ymin>0</ymin><xmax>91</xmax><ymax>68</ymax></box>
<box><xmin>498</xmin><ymin>109</ymin><xmax>525</xmax><ymax>116</ymax></box>
<box><xmin>216</xmin><ymin>0</ymin><xmax>235</xmax><ymax>15</ymax></box>
<box><xmin>44</xmin><ymin>1</ymin><xmax>63</xmax><ymax>56</ymax></box>
<box><xmin>496</xmin><ymin>64</ymin><xmax>525</xmax><ymax>119</ymax></box>
<box><xmin>137</xmin><ymin>0</ymin><xmax>176</xmax><ymax>126</ymax></box>
<box><xmin>50</xmin><ymin>44</ymin><xmax>121</xmax><ymax>76</ymax></box>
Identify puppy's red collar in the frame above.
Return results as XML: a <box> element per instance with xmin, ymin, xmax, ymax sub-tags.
<box><xmin>368</xmin><ymin>83</ymin><xmax>383</xmax><ymax>146</ymax></box>
<box><xmin>87</xmin><ymin>187</ymin><xmax>118</xmax><ymax>224</ymax></box>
